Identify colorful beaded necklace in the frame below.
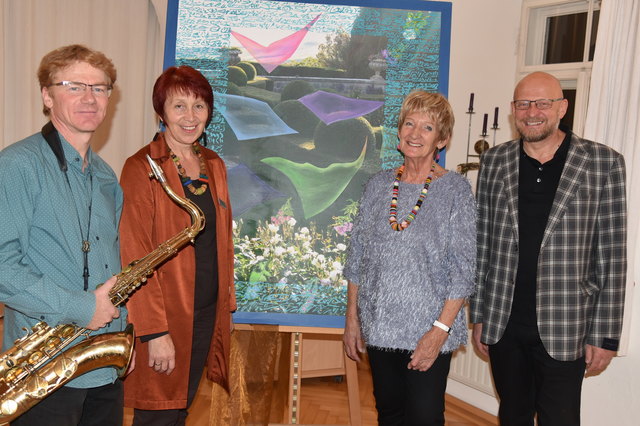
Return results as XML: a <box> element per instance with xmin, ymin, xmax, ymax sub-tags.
<box><xmin>389</xmin><ymin>161</ymin><xmax>436</xmax><ymax>231</ymax></box>
<box><xmin>169</xmin><ymin>143</ymin><xmax>209</xmax><ymax>196</ymax></box>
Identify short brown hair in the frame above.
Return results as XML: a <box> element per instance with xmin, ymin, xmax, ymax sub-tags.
<box><xmin>152</xmin><ymin>66</ymin><xmax>214</xmax><ymax>125</ymax></box>
<box><xmin>37</xmin><ymin>44</ymin><xmax>117</xmax><ymax>115</ymax></box>
<box><xmin>397</xmin><ymin>90</ymin><xmax>455</xmax><ymax>143</ymax></box>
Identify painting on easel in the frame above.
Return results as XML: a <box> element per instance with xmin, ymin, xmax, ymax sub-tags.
<box><xmin>165</xmin><ymin>0</ymin><xmax>451</xmax><ymax>327</ymax></box>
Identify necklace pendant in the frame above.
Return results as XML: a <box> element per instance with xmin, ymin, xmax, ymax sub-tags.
<box><xmin>82</xmin><ymin>240</ymin><xmax>91</xmax><ymax>253</ymax></box>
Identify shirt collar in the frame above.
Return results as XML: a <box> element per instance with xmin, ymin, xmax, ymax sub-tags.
<box><xmin>58</xmin><ymin>133</ymin><xmax>93</xmax><ymax>173</ymax></box>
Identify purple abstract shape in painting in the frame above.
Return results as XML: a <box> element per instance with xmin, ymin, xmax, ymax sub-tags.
<box><xmin>298</xmin><ymin>91</ymin><xmax>384</xmax><ymax>125</ymax></box>
<box><xmin>227</xmin><ymin>163</ymin><xmax>286</xmax><ymax>217</ymax></box>
<box><xmin>214</xmin><ymin>92</ymin><xmax>297</xmax><ymax>140</ymax></box>
<box><xmin>231</xmin><ymin>14</ymin><xmax>321</xmax><ymax>73</ymax></box>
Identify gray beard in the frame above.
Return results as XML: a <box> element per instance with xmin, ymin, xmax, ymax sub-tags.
<box><xmin>516</xmin><ymin>123</ymin><xmax>555</xmax><ymax>143</ymax></box>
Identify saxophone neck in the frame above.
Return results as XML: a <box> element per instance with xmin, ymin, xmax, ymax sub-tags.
<box><xmin>146</xmin><ymin>154</ymin><xmax>205</xmax><ymax>235</ymax></box>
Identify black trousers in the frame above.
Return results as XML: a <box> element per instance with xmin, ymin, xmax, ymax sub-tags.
<box><xmin>132</xmin><ymin>304</ymin><xmax>215</xmax><ymax>426</ymax></box>
<box><xmin>11</xmin><ymin>380</ymin><xmax>124</xmax><ymax>426</ymax></box>
<box><xmin>367</xmin><ymin>346</ymin><xmax>452</xmax><ymax>426</ymax></box>
<box><xmin>489</xmin><ymin>321</ymin><xmax>585</xmax><ymax>426</ymax></box>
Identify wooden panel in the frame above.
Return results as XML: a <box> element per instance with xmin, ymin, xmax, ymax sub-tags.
<box><xmin>300</xmin><ymin>334</ymin><xmax>345</xmax><ymax>378</ymax></box>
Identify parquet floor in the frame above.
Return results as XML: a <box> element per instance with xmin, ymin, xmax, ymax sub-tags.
<box><xmin>0</xmin><ymin>315</ymin><xmax>495</xmax><ymax>425</ymax></box>
<box><xmin>285</xmin><ymin>355</ymin><xmax>497</xmax><ymax>426</ymax></box>
<box><xmin>125</xmin><ymin>354</ymin><xmax>498</xmax><ymax>425</ymax></box>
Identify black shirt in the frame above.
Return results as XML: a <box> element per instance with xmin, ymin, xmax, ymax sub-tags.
<box><xmin>510</xmin><ymin>130</ymin><xmax>571</xmax><ymax>326</ymax></box>
<box><xmin>185</xmin><ymin>182</ymin><xmax>219</xmax><ymax>310</ymax></box>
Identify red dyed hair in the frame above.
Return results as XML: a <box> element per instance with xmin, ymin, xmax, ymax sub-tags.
<box><xmin>152</xmin><ymin>66</ymin><xmax>214</xmax><ymax>124</ymax></box>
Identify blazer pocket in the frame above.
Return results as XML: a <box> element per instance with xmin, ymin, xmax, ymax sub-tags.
<box><xmin>579</xmin><ymin>279</ymin><xmax>600</xmax><ymax>297</ymax></box>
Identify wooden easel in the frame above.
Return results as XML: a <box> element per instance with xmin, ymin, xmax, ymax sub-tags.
<box><xmin>237</xmin><ymin>324</ymin><xmax>361</xmax><ymax>425</ymax></box>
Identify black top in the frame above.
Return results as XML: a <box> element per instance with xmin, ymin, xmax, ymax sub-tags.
<box><xmin>184</xmin><ymin>181</ymin><xmax>219</xmax><ymax>310</ymax></box>
<box><xmin>511</xmin><ymin>130</ymin><xmax>571</xmax><ymax>326</ymax></box>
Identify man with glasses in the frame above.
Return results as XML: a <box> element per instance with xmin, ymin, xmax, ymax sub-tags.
<box><xmin>470</xmin><ymin>71</ymin><xmax>626</xmax><ymax>425</ymax></box>
<box><xmin>0</xmin><ymin>45</ymin><xmax>126</xmax><ymax>425</ymax></box>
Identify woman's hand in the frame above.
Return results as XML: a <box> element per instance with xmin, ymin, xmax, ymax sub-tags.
<box><xmin>343</xmin><ymin>314</ymin><xmax>365</xmax><ymax>362</ymax></box>
<box><xmin>343</xmin><ymin>282</ymin><xmax>366</xmax><ymax>362</ymax></box>
<box><xmin>408</xmin><ymin>328</ymin><xmax>448</xmax><ymax>371</ymax></box>
<box><xmin>148</xmin><ymin>334</ymin><xmax>176</xmax><ymax>375</ymax></box>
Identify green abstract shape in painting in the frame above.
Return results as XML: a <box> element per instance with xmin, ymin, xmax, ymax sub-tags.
<box><xmin>261</xmin><ymin>140</ymin><xmax>367</xmax><ymax>219</ymax></box>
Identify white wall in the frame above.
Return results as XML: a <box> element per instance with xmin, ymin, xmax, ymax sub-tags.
<box><xmin>439</xmin><ymin>0</ymin><xmax>522</xmax><ymax>182</ymax></box>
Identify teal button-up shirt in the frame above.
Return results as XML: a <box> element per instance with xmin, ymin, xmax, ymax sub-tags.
<box><xmin>0</xmin><ymin>129</ymin><xmax>127</xmax><ymax>388</ymax></box>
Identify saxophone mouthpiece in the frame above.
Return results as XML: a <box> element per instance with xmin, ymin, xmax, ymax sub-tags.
<box><xmin>146</xmin><ymin>155</ymin><xmax>167</xmax><ymax>184</ymax></box>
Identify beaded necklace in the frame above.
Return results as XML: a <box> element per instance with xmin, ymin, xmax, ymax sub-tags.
<box><xmin>389</xmin><ymin>161</ymin><xmax>436</xmax><ymax>231</ymax></box>
<box><xmin>169</xmin><ymin>143</ymin><xmax>209</xmax><ymax>196</ymax></box>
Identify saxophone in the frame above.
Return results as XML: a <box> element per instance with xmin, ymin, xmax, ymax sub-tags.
<box><xmin>0</xmin><ymin>155</ymin><xmax>205</xmax><ymax>423</ymax></box>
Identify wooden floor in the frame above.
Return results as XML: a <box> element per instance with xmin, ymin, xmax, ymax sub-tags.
<box><xmin>0</xmin><ymin>315</ymin><xmax>495</xmax><ymax>425</ymax></box>
<box><xmin>124</xmin><ymin>355</ymin><xmax>498</xmax><ymax>425</ymax></box>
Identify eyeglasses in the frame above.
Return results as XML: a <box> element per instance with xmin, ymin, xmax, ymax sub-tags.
<box><xmin>49</xmin><ymin>81</ymin><xmax>113</xmax><ymax>97</ymax></box>
<box><xmin>512</xmin><ymin>98</ymin><xmax>564</xmax><ymax>110</ymax></box>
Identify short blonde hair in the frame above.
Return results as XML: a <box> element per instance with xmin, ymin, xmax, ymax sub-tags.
<box><xmin>397</xmin><ymin>90</ymin><xmax>454</xmax><ymax>142</ymax></box>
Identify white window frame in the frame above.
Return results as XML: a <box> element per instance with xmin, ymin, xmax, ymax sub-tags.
<box><xmin>516</xmin><ymin>0</ymin><xmax>601</xmax><ymax>136</ymax></box>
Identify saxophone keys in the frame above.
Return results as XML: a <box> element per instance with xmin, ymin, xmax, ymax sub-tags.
<box><xmin>5</xmin><ymin>366</ymin><xmax>24</xmax><ymax>382</ymax></box>
<box><xmin>25</xmin><ymin>374</ymin><xmax>48</xmax><ymax>398</ymax></box>
<box><xmin>0</xmin><ymin>398</ymin><xmax>18</xmax><ymax>416</ymax></box>
<box><xmin>59</xmin><ymin>325</ymin><xmax>77</xmax><ymax>338</ymax></box>
<box><xmin>32</xmin><ymin>322</ymin><xmax>48</xmax><ymax>332</ymax></box>
<box><xmin>28</xmin><ymin>350</ymin><xmax>45</xmax><ymax>365</ymax></box>
<box><xmin>53</xmin><ymin>356</ymin><xmax>78</xmax><ymax>379</ymax></box>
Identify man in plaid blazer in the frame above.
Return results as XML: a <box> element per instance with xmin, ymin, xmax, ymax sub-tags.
<box><xmin>470</xmin><ymin>72</ymin><xmax>626</xmax><ymax>425</ymax></box>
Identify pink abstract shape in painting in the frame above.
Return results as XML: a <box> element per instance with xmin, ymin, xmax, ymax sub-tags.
<box><xmin>231</xmin><ymin>14</ymin><xmax>321</xmax><ymax>73</ymax></box>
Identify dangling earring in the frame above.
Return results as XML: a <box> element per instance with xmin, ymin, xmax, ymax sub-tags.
<box><xmin>200</xmin><ymin>131</ymin><xmax>208</xmax><ymax>147</ymax></box>
<box><xmin>435</xmin><ymin>150</ymin><xmax>441</xmax><ymax>163</ymax></box>
<box><xmin>153</xmin><ymin>120</ymin><xmax>163</xmax><ymax>141</ymax></box>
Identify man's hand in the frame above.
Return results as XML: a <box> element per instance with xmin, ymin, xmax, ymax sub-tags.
<box><xmin>472</xmin><ymin>323</ymin><xmax>489</xmax><ymax>358</ymax></box>
<box><xmin>585</xmin><ymin>344</ymin><xmax>616</xmax><ymax>376</ymax></box>
<box><xmin>86</xmin><ymin>275</ymin><xmax>119</xmax><ymax>330</ymax></box>
<box><xmin>148</xmin><ymin>334</ymin><xmax>176</xmax><ymax>375</ymax></box>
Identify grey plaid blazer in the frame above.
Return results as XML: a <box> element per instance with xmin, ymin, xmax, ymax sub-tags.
<box><xmin>469</xmin><ymin>133</ymin><xmax>627</xmax><ymax>361</ymax></box>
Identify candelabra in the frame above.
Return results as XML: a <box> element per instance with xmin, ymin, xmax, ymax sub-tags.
<box><xmin>457</xmin><ymin>93</ymin><xmax>499</xmax><ymax>175</ymax></box>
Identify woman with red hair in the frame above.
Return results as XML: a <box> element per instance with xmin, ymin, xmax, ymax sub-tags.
<box><xmin>120</xmin><ymin>66</ymin><xmax>235</xmax><ymax>425</ymax></box>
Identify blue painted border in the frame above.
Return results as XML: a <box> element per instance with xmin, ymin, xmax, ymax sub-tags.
<box><xmin>234</xmin><ymin>311</ymin><xmax>346</xmax><ymax>328</ymax></box>
<box><xmin>164</xmin><ymin>0</ymin><xmax>180</xmax><ymax>70</ymax></box>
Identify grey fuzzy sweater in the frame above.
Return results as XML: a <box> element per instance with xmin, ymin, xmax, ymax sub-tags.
<box><xmin>343</xmin><ymin>169</ymin><xmax>476</xmax><ymax>352</ymax></box>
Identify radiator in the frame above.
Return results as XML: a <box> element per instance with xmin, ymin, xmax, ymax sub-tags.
<box><xmin>449</xmin><ymin>343</ymin><xmax>495</xmax><ymax>395</ymax></box>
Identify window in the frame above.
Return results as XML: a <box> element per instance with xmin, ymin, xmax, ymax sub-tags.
<box><xmin>517</xmin><ymin>0</ymin><xmax>601</xmax><ymax>135</ymax></box>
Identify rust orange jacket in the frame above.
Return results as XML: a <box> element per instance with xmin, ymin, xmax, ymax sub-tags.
<box><xmin>119</xmin><ymin>134</ymin><xmax>235</xmax><ymax>410</ymax></box>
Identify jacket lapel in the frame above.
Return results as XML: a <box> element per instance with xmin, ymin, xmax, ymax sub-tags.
<box><xmin>503</xmin><ymin>141</ymin><xmax>521</xmax><ymax>241</ymax></box>
<box><xmin>541</xmin><ymin>134</ymin><xmax>589</xmax><ymax>248</ymax></box>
